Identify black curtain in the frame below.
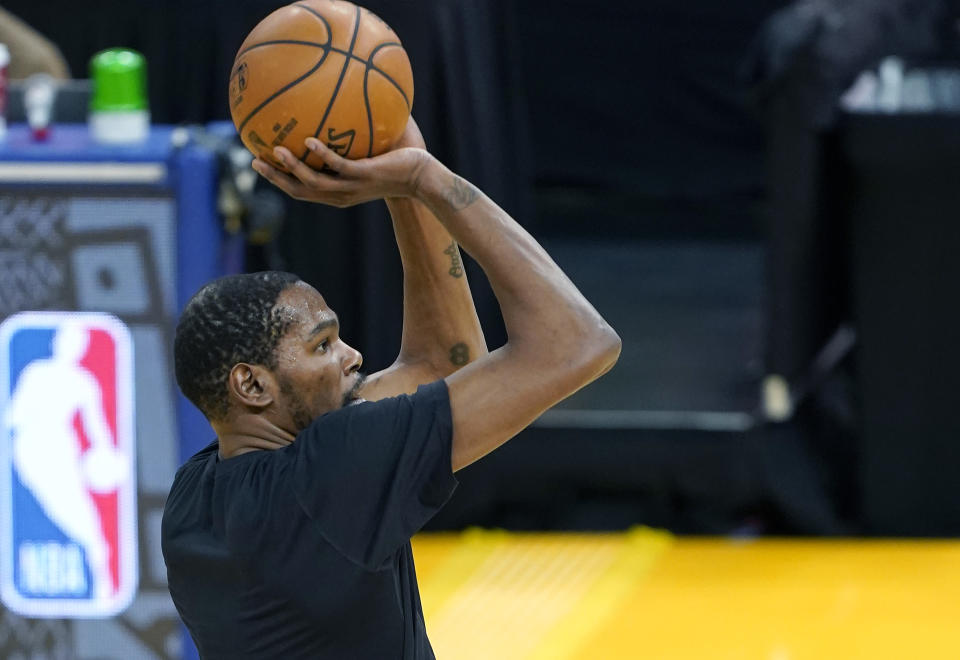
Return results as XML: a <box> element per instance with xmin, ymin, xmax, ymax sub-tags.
<box><xmin>4</xmin><ymin>0</ymin><xmax>531</xmax><ymax>369</ymax></box>
<box><xmin>3</xmin><ymin>0</ymin><xmax>780</xmax><ymax>368</ymax></box>
<box><xmin>6</xmin><ymin>0</ymin><xmax>899</xmax><ymax>534</ymax></box>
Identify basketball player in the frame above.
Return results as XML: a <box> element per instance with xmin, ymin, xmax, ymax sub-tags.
<box><xmin>161</xmin><ymin>119</ymin><xmax>620</xmax><ymax>659</ymax></box>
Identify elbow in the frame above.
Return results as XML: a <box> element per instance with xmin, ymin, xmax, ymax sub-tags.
<box><xmin>564</xmin><ymin>322</ymin><xmax>621</xmax><ymax>386</ymax></box>
<box><xmin>508</xmin><ymin>319</ymin><xmax>620</xmax><ymax>390</ymax></box>
<box><xmin>606</xmin><ymin>326</ymin><xmax>623</xmax><ymax>367</ymax></box>
<box><xmin>591</xmin><ymin>324</ymin><xmax>621</xmax><ymax>376</ymax></box>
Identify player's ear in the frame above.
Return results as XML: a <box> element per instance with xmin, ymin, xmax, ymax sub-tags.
<box><xmin>227</xmin><ymin>363</ymin><xmax>275</xmax><ymax>410</ymax></box>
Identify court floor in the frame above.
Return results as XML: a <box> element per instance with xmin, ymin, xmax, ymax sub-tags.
<box><xmin>412</xmin><ymin>529</ymin><xmax>960</xmax><ymax>659</ymax></box>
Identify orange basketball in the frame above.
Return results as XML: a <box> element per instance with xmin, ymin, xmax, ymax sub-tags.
<box><xmin>228</xmin><ymin>0</ymin><xmax>414</xmax><ymax>169</ymax></box>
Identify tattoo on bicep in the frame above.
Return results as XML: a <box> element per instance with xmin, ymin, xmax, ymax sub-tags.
<box><xmin>449</xmin><ymin>342</ymin><xmax>469</xmax><ymax>366</ymax></box>
<box><xmin>444</xmin><ymin>176</ymin><xmax>479</xmax><ymax>210</ymax></box>
<box><xmin>443</xmin><ymin>242</ymin><xmax>464</xmax><ymax>278</ymax></box>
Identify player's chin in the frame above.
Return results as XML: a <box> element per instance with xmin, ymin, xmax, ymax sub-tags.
<box><xmin>341</xmin><ymin>372</ymin><xmax>367</xmax><ymax>408</ymax></box>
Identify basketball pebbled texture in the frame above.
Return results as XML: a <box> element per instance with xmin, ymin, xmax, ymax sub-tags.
<box><xmin>228</xmin><ymin>0</ymin><xmax>414</xmax><ymax>169</ymax></box>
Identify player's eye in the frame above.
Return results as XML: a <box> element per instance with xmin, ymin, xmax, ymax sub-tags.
<box><xmin>316</xmin><ymin>339</ymin><xmax>329</xmax><ymax>354</ymax></box>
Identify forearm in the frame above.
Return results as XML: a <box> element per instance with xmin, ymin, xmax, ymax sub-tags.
<box><xmin>385</xmin><ymin>195</ymin><xmax>487</xmax><ymax>375</ymax></box>
<box><xmin>413</xmin><ymin>157</ymin><xmax>618</xmax><ymax>370</ymax></box>
<box><xmin>412</xmin><ymin>156</ymin><xmax>619</xmax><ymax>468</ymax></box>
<box><xmin>252</xmin><ymin>134</ymin><xmax>620</xmax><ymax>468</ymax></box>
<box><xmin>254</xmin><ymin>138</ymin><xmax>615</xmax><ymax>374</ymax></box>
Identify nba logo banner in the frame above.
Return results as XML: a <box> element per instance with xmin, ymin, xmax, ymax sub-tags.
<box><xmin>0</xmin><ymin>312</ymin><xmax>137</xmax><ymax>618</ymax></box>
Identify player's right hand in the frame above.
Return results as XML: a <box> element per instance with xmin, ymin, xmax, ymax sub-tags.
<box><xmin>252</xmin><ymin>134</ymin><xmax>430</xmax><ymax>208</ymax></box>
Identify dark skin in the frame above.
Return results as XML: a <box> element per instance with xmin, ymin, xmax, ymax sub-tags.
<box><xmin>220</xmin><ymin>117</ymin><xmax>620</xmax><ymax>469</ymax></box>
<box><xmin>214</xmin><ymin>121</ymin><xmax>486</xmax><ymax>459</ymax></box>
<box><xmin>213</xmin><ymin>283</ymin><xmax>363</xmax><ymax>457</ymax></box>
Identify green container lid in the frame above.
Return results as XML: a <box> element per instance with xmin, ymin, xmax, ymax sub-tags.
<box><xmin>89</xmin><ymin>48</ymin><xmax>148</xmax><ymax>112</ymax></box>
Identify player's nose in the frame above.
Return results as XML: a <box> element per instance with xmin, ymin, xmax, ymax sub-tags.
<box><xmin>341</xmin><ymin>342</ymin><xmax>362</xmax><ymax>374</ymax></box>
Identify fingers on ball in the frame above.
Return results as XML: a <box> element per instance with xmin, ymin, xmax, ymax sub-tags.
<box><xmin>306</xmin><ymin>138</ymin><xmax>352</xmax><ymax>172</ymax></box>
<box><xmin>252</xmin><ymin>158</ymin><xmax>272</xmax><ymax>175</ymax></box>
<box><xmin>273</xmin><ymin>148</ymin><xmax>317</xmax><ymax>185</ymax></box>
<box><xmin>254</xmin><ymin>159</ymin><xmax>304</xmax><ymax>196</ymax></box>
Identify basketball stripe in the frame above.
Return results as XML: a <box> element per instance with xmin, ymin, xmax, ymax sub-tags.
<box><xmin>294</xmin><ymin>2</ymin><xmax>332</xmax><ymax>28</ymax></box>
<box><xmin>292</xmin><ymin>3</ymin><xmax>334</xmax><ymax>43</ymax></box>
<box><xmin>365</xmin><ymin>42</ymin><xmax>411</xmax><ymax>111</ymax></box>
<box><xmin>363</xmin><ymin>41</ymin><xmax>410</xmax><ymax>157</ymax></box>
<box><xmin>236</xmin><ymin>46</ymin><xmax>333</xmax><ymax>134</ymax></box>
<box><xmin>363</xmin><ymin>63</ymin><xmax>374</xmax><ymax>157</ymax></box>
<box><xmin>238</xmin><ymin>39</ymin><xmax>382</xmax><ymax>70</ymax></box>
<box><xmin>236</xmin><ymin>39</ymin><xmax>331</xmax><ymax>59</ymax></box>
<box><xmin>301</xmin><ymin>4</ymin><xmax>363</xmax><ymax>161</ymax></box>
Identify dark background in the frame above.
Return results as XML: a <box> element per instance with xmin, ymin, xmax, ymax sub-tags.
<box><xmin>5</xmin><ymin>0</ymin><xmax>960</xmax><ymax>536</ymax></box>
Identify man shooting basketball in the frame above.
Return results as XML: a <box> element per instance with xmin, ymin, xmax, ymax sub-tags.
<box><xmin>161</xmin><ymin>119</ymin><xmax>620</xmax><ymax>659</ymax></box>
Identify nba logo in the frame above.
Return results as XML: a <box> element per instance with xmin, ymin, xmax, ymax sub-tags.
<box><xmin>0</xmin><ymin>312</ymin><xmax>137</xmax><ymax>617</ymax></box>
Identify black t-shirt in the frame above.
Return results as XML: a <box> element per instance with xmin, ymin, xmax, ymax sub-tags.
<box><xmin>161</xmin><ymin>381</ymin><xmax>457</xmax><ymax>660</ymax></box>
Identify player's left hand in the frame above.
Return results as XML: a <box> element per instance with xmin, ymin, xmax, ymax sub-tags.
<box><xmin>252</xmin><ymin>116</ymin><xmax>431</xmax><ymax>208</ymax></box>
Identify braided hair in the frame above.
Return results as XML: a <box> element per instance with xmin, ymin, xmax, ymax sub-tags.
<box><xmin>174</xmin><ymin>271</ymin><xmax>302</xmax><ymax>421</ymax></box>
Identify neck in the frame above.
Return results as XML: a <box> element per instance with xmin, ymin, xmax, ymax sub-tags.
<box><xmin>213</xmin><ymin>412</ymin><xmax>297</xmax><ymax>459</ymax></box>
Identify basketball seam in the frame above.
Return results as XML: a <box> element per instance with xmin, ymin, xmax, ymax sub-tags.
<box><xmin>301</xmin><ymin>4</ymin><xmax>363</xmax><ymax>161</ymax></box>
<box><xmin>237</xmin><ymin>41</ymin><xmax>409</xmax><ymax>111</ymax></box>
<box><xmin>285</xmin><ymin>5</ymin><xmax>409</xmax><ymax>113</ymax></box>
<box><xmin>363</xmin><ymin>61</ymin><xmax>374</xmax><ymax>158</ymax></box>
<box><xmin>293</xmin><ymin>2</ymin><xmax>336</xmax><ymax>30</ymax></box>
<box><xmin>237</xmin><ymin>47</ymin><xmax>332</xmax><ymax>134</ymax></box>
<box><xmin>237</xmin><ymin>39</ymin><xmax>332</xmax><ymax>59</ymax></box>
<box><xmin>238</xmin><ymin>39</ymin><xmax>404</xmax><ymax>86</ymax></box>
<box><xmin>235</xmin><ymin>4</ymin><xmax>334</xmax><ymax>126</ymax></box>
<box><xmin>235</xmin><ymin>5</ymin><xmax>410</xmax><ymax>160</ymax></box>
<box><xmin>363</xmin><ymin>42</ymin><xmax>410</xmax><ymax>158</ymax></box>
<box><xmin>366</xmin><ymin>42</ymin><xmax>411</xmax><ymax>111</ymax></box>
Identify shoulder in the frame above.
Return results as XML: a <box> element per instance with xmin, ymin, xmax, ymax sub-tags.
<box><xmin>166</xmin><ymin>441</ymin><xmax>218</xmax><ymax>499</ymax></box>
<box><xmin>161</xmin><ymin>441</ymin><xmax>219</xmax><ymax>554</ymax></box>
<box><xmin>176</xmin><ymin>440</ymin><xmax>219</xmax><ymax>475</ymax></box>
<box><xmin>285</xmin><ymin>381</ymin><xmax>456</xmax><ymax>568</ymax></box>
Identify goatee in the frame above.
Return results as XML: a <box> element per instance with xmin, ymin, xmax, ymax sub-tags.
<box><xmin>342</xmin><ymin>373</ymin><xmax>367</xmax><ymax>407</ymax></box>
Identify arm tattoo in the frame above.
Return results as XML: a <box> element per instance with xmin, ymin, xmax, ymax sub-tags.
<box><xmin>449</xmin><ymin>342</ymin><xmax>470</xmax><ymax>366</ymax></box>
<box><xmin>444</xmin><ymin>176</ymin><xmax>479</xmax><ymax>210</ymax></box>
<box><xmin>443</xmin><ymin>242</ymin><xmax>464</xmax><ymax>278</ymax></box>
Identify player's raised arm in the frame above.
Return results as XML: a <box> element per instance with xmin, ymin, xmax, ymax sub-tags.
<box><xmin>414</xmin><ymin>163</ymin><xmax>620</xmax><ymax>469</ymax></box>
<box><xmin>253</xmin><ymin>120</ymin><xmax>486</xmax><ymax>400</ymax></box>
<box><xmin>254</xmin><ymin>138</ymin><xmax>620</xmax><ymax>471</ymax></box>
<box><xmin>353</xmin><ymin>120</ymin><xmax>487</xmax><ymax>399</ymax></box>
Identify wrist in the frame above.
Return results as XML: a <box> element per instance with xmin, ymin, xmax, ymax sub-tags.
<box><xmin>410</xmin><ymin>155</ymin><xmax>448</xmax><ymax>202</ymax></box>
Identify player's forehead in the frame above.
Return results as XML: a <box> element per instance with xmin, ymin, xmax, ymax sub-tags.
<box><xmin>275</xmin><ymin>282</ymin><xmax>337</xmax><ymax>337</ymax></box>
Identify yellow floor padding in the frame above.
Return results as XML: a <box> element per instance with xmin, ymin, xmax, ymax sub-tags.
<box><xmin>412</xmin><ymin>531</ymin><xmax>960</xmax><ymax>660</ymax></box>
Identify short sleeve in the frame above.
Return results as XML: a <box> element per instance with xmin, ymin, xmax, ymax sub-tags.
<box><xmin>291</xmin><ymin>380</ymin><xmax>457</xmax><ymax>568</ymax></box>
